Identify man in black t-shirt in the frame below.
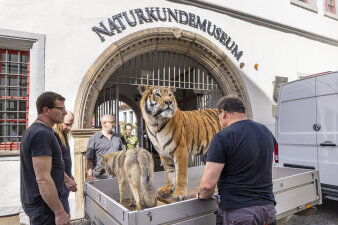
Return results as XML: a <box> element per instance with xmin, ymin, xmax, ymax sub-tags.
<box><xmin>197</xmin><ymin>95</ymin><xmax>277</xmax><ymax>225</ymax></box>
<box><xmin>20</xmin><ymin>92</ymin><xmax>70</xmax><ymax>225</ymax></box>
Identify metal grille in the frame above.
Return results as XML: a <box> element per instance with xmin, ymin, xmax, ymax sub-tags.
<box><xmin>94</xmin><ymin>85</ymin><xmax>118</xmax><ymax>129</ymax></box>
<box><xmin>0</xmin><ymin>49</ymin><xmax>30</xmax><ymax>151</ymax></box>
<box><xmin>104</xmin><ymin>51</ymin><xmax>220</xmax><ymax>92</ymax></box>
<box><xmin>94</xmin><ymin>51</ymin><xmax>223</xmax><ymax>166</ymax></box>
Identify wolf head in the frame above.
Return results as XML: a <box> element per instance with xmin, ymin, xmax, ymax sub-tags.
<box><xmin>98</xmin><ymin>153</ymin><xmax>115</xmax><ymax>176</ymax></box>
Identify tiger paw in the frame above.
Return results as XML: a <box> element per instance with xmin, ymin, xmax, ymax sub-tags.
<box><xmin>172</xmin><ymin>190</ymin><xmax>187</xmax><ymax>201</ymax></box>
<box><xmin>157</xmin><ymin>185</ymin><xmax>174</xmax><ymax>196</ymax></box>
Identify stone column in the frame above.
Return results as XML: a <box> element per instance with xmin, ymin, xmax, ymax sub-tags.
<box><xmin>70</xmin><ymin>128</ymin><xmax>99</xmax><ymax>219</ymax></box>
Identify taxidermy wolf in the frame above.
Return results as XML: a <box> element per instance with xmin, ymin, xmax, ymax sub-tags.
<box><xmin>97</xmin><ymin>147</ymin><xmax>157</xmax><ymax>210</ymax></box>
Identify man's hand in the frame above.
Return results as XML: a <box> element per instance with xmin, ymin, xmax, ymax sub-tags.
<box><xmin>195</xmin><ymin>192</ymin><xmax>215</xmax><ymax>200</ymax></box>
<box><xmin>86</xmin><ymin>160</ymin><xmax>94</xmax><ymax>181</ymax></box>
<box><xmin>65</xmin><ymin>178</ymin><xmax>77</xmax><ymax>192</ymax></box>
<box><xmin>198</xmin><ymin>161</ymin><xmax>224</xmax><ymax>200</ymax></box>
<box><xmin>87</xmin><ymin>175</ymin><xmax>94</xmax><ymax>181</ymax></box>
<box><xmin>55</xmin><ymin>209</ymin><xmax>70</xmax><ymax>225</ymax></box>
<box><xmin>64</xmin><ymin>173</ymin><xmax>77</xmax><ymax>192</ymax></box>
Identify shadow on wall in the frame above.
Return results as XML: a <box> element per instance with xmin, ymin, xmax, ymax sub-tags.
<box><xmin>240</xmin><ymin>71</ymin><xmax>276</xmax><ymax>135</ymax></box>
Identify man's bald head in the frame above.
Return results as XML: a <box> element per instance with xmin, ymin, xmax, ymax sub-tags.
<box><xmin>62</xmin><ymin>110</ymin><xmax>74</xmax><ymax>133</ymax></box>
<box><xmin>100</xmin><ymin>114</ymin><xmax>115</xmax><ymax>133</ymax></box>
<box><xmin>100</xmin><ymin>114</ymin><xmax>114</xmax><ymax>123</ymax></box>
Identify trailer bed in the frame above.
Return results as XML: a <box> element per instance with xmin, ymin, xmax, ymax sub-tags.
<box><xmin>84</xmin><ymin>166</ymin><xmax>321</xmax><ymax>225</ymax></box>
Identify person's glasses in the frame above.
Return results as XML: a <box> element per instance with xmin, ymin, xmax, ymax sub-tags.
<box><xmin>105</xmin><ymin>121</ymin><xmax>115</xmax><ymax>124</ymax></box>
<box><xmin>50</xmin><ymin>106</ymin><xmax>66</xmax><ymax>112</ymax></box>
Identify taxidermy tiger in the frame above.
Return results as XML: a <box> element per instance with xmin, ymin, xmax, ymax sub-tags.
<box><xmin>138</xmin><ymin>84</ymin><xmax>221</xmax><ymax>201</ymax></box>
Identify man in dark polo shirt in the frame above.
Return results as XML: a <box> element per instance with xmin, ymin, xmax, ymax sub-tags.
<box><xmin>86</xmin><ymin>114</ymin><xmax>124</xmax><ymax>180</ymax></box>
<box><xmin>197</xmin><ymin>95</ymin><xmax>277</xmax><ymax>225</ymax></box>
<box><xmin>20</xmin><ymin>92</ymin><xmax>70</xmax><ymax>225</ymax></box>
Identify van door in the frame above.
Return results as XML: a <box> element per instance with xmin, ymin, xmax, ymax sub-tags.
<box><xmin>316</xmin><ymin>73</ymin><xmax>338</xmax><ymax>188</ymax></box>
<box><xmin>277</xmin><ymin>78</ymin><xmax>318</xmax><ymax>170</ymax></box>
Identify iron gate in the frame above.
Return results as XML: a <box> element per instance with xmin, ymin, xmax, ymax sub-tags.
<box><xmin>93</xmin><ymin>51</ymin><xmax>223</xmax><ymax>166</ymax></box>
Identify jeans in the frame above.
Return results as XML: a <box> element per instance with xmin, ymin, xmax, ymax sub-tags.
<box><xmin>216</xmin><ymin>204</ymin><xmax>277</xmax><ymax>225</ymax></box>
<box><xmin>60</xmin><ymin>184</ymin><xmax>70</xmax><ymax>214</ymax></box>
<box><xmin>23</xmin><ymin>202</ymin><xmax>55</xmax><ymax>225</ymax></box>
<box><xmin>29</xmin><ymin>211</ymin><xmax>55</xmax><ymax>225</ymax></box>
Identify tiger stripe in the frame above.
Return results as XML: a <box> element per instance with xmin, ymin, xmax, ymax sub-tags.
<box><xmin>138</xmin><ymin>84</ymin><xmax>221</xmax><ymax>200</ymax></box>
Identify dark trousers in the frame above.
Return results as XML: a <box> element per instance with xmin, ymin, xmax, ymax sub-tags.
<box><xmin>29</xmin><ymin>211</ymin><xmax>55</xmax><ymax>225</ymax></box>
<box><xmin>216</xmin><ymin>204</ymin><xmax>276</xmax><ymax>225</ymax></box>
<box><xmin>60</xmin><ymin>184</ymin><xmax>70</xmax><ymax>214</ymax></box>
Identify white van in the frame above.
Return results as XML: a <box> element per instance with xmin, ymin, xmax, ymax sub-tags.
<box><xmin>275</xmin><ymin>71</ymin><xmax>338</xmax><ymax>200</ymax></box>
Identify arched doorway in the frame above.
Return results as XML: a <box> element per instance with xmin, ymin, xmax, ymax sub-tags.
<box><xmin>71</xmin><ymin>27</ymin><xmax>252</xmax><ymax>218</ymax></box>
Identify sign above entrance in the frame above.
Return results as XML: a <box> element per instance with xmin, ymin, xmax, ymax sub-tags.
<box><xmin>92</xmin><ymin>7</ymin><xmax>244</xmax><ymax>61</ymax></box>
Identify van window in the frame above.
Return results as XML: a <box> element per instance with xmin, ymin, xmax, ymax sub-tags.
<box><xmin>279</xmin><ymin>98</ymin><xmax>316</xmax><ymax>132</ymax></box>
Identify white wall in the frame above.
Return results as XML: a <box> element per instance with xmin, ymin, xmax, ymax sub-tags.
<box><xmin>0</xmin><ymin>0</ymin><xmax>336</xmax><ymax>117</ymax></box>
<box><xmin>205</xmin><ymin>0</ymin><xmax>338</xmax><ymax>40</ymax></box>
<box><xmin>0</xmin><ymin>0</ymin><xmax>337</xmax><ymax>213</ymax></box>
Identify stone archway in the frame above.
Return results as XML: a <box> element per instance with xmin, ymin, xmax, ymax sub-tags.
<box><xmin>71</xmin><ymin>27</ymin><xmax>252</xmax><ymax>218</ymax></box>
<box><xmin>74</xmin><ymin>27</ymin><xmax>251</xmax><ymax>129</ymax></box>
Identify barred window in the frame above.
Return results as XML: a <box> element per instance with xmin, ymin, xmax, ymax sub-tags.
<box><xmin>0</xmin><ymin>49</ymin><xmax>29</xmax><ymax>151</ymax></box>
<box><xmin>290</xmin><ymin>0</ymin><xmax>318</xmax><ymax>12</ymax></box>
<box><xmin>326</xmin><ymin>0</ymin><xmax>336</xmax><ymax>14</ymax></box>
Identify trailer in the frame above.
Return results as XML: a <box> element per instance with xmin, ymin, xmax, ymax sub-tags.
<box><xmin>84</xmin><ymin>166</ymin><xmax>321</xmax><ymax>225</ymax></box>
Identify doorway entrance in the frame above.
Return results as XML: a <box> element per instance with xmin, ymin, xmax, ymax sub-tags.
<box><xmin>92</xmin><ymin>51</ymin><xmax>224</xmax><ymax>168</ymax></box>
<box><xmin>72</xmin><ymin>27</ymin><xmax>252</xmax><ymax>217</ymax></box>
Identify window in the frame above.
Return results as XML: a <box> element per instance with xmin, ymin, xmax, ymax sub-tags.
<box><xmin>326</xmin><ymin>0</ymin><xmax>336</xmax><ymax>13</ymax></box>
<box><xmin>324</xmin><ymin>0</ymin><xmax>338</xmax><ymax>20</ymax></box>
<box><xmin>129</xmin><ymin>111</ymin><xmax>133</xmax><ymax>124</ymax></box>
<box><xmin>123</xmin><ymin>112</ymin><xmax>127</xmax><ymax>123</ymax></box>
<box><xmin>291</xmin><ymin>0</ymin><xmax>318</xmax><ymax>12</ymax></box>
<box><xmin>0</xmin><ymin>49</ymin><xmax>29</xmax><ymax>151</ymax></box>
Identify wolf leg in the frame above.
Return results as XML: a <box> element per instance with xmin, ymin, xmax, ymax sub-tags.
<box><xmin>129</xmin><ymin>188</ymin><xmax>135</xmax><ymax>207</ymax></box>
<box><xmin>118</xmin><ymin>178</ymin><xmax>126</xmax><ymax>204</ymax></box>
<box><xmin>157</xmin><ymin>155</ymin><xmax>175</xmax><ymax>196</ymax></box>
<box><xmin>129</xmin><ymin>178</ymin><xmax>142</xmax><ymax>210</ymax></box>
<box><xmin>126</xmin><ymin>162</ymin><xmax>142</xmax><ymax>210</ymax></box>
<box><xmin>172</xmin><ymin>147</ymin><xmax>188</xmax><ymax>201</ymax></box>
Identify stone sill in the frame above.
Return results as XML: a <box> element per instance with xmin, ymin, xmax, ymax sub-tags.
<box><xmin>290</xmin><ymin>0</ymin><xmax>318</xmax><ymax>13</ymax></box>
<box><xmin>324</xmin><ymin>11</ymin><xmax>338</xmax><ymax>21</ymax></box>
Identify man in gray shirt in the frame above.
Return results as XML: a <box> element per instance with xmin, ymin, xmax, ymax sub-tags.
<box><xmin>86</xmin><ymin>114</ymin><xmax>124</xmax><ymax>180</ymax></box>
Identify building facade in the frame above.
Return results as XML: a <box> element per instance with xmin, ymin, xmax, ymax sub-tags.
<box><xmin>0</xmin><ymin>0</ymin><xmax>337</xmax><ymax>220</ymax></box>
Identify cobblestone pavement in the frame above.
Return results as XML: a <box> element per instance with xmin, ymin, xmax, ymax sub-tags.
<box><xmin>285</xmin><ymin>199</ymin><xmax>338</xmax><ymax>225</ymax></box>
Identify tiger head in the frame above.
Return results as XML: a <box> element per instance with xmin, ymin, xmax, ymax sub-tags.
<box><xmin>138</xmin><ymin>84</ymin><xmax>177</xmax><ymax>122</ymax></box>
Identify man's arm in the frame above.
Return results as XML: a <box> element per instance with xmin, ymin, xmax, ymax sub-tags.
<box><xmin>86</xmin><ymin>159</ymin><xmax>94</xmax><ymax>181</ymax></box>
<box><xmin>86</xmin><ymin>135</ymin><xmax>96</xmax><ymax>181</ymax></box>
<box><xmin>198</xmin><ymin>161</ymin><xmax>224</xmax><ymax>199</ymax></box>
<box><xmin>33</xmin><ymin>156</ymin><xmax>70</xmax><ymax>225</ymax></box>
<box><xmin>64</xmin><ymin>172</ymin><xmax>77</xmax><ymax>192</ymax></box>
